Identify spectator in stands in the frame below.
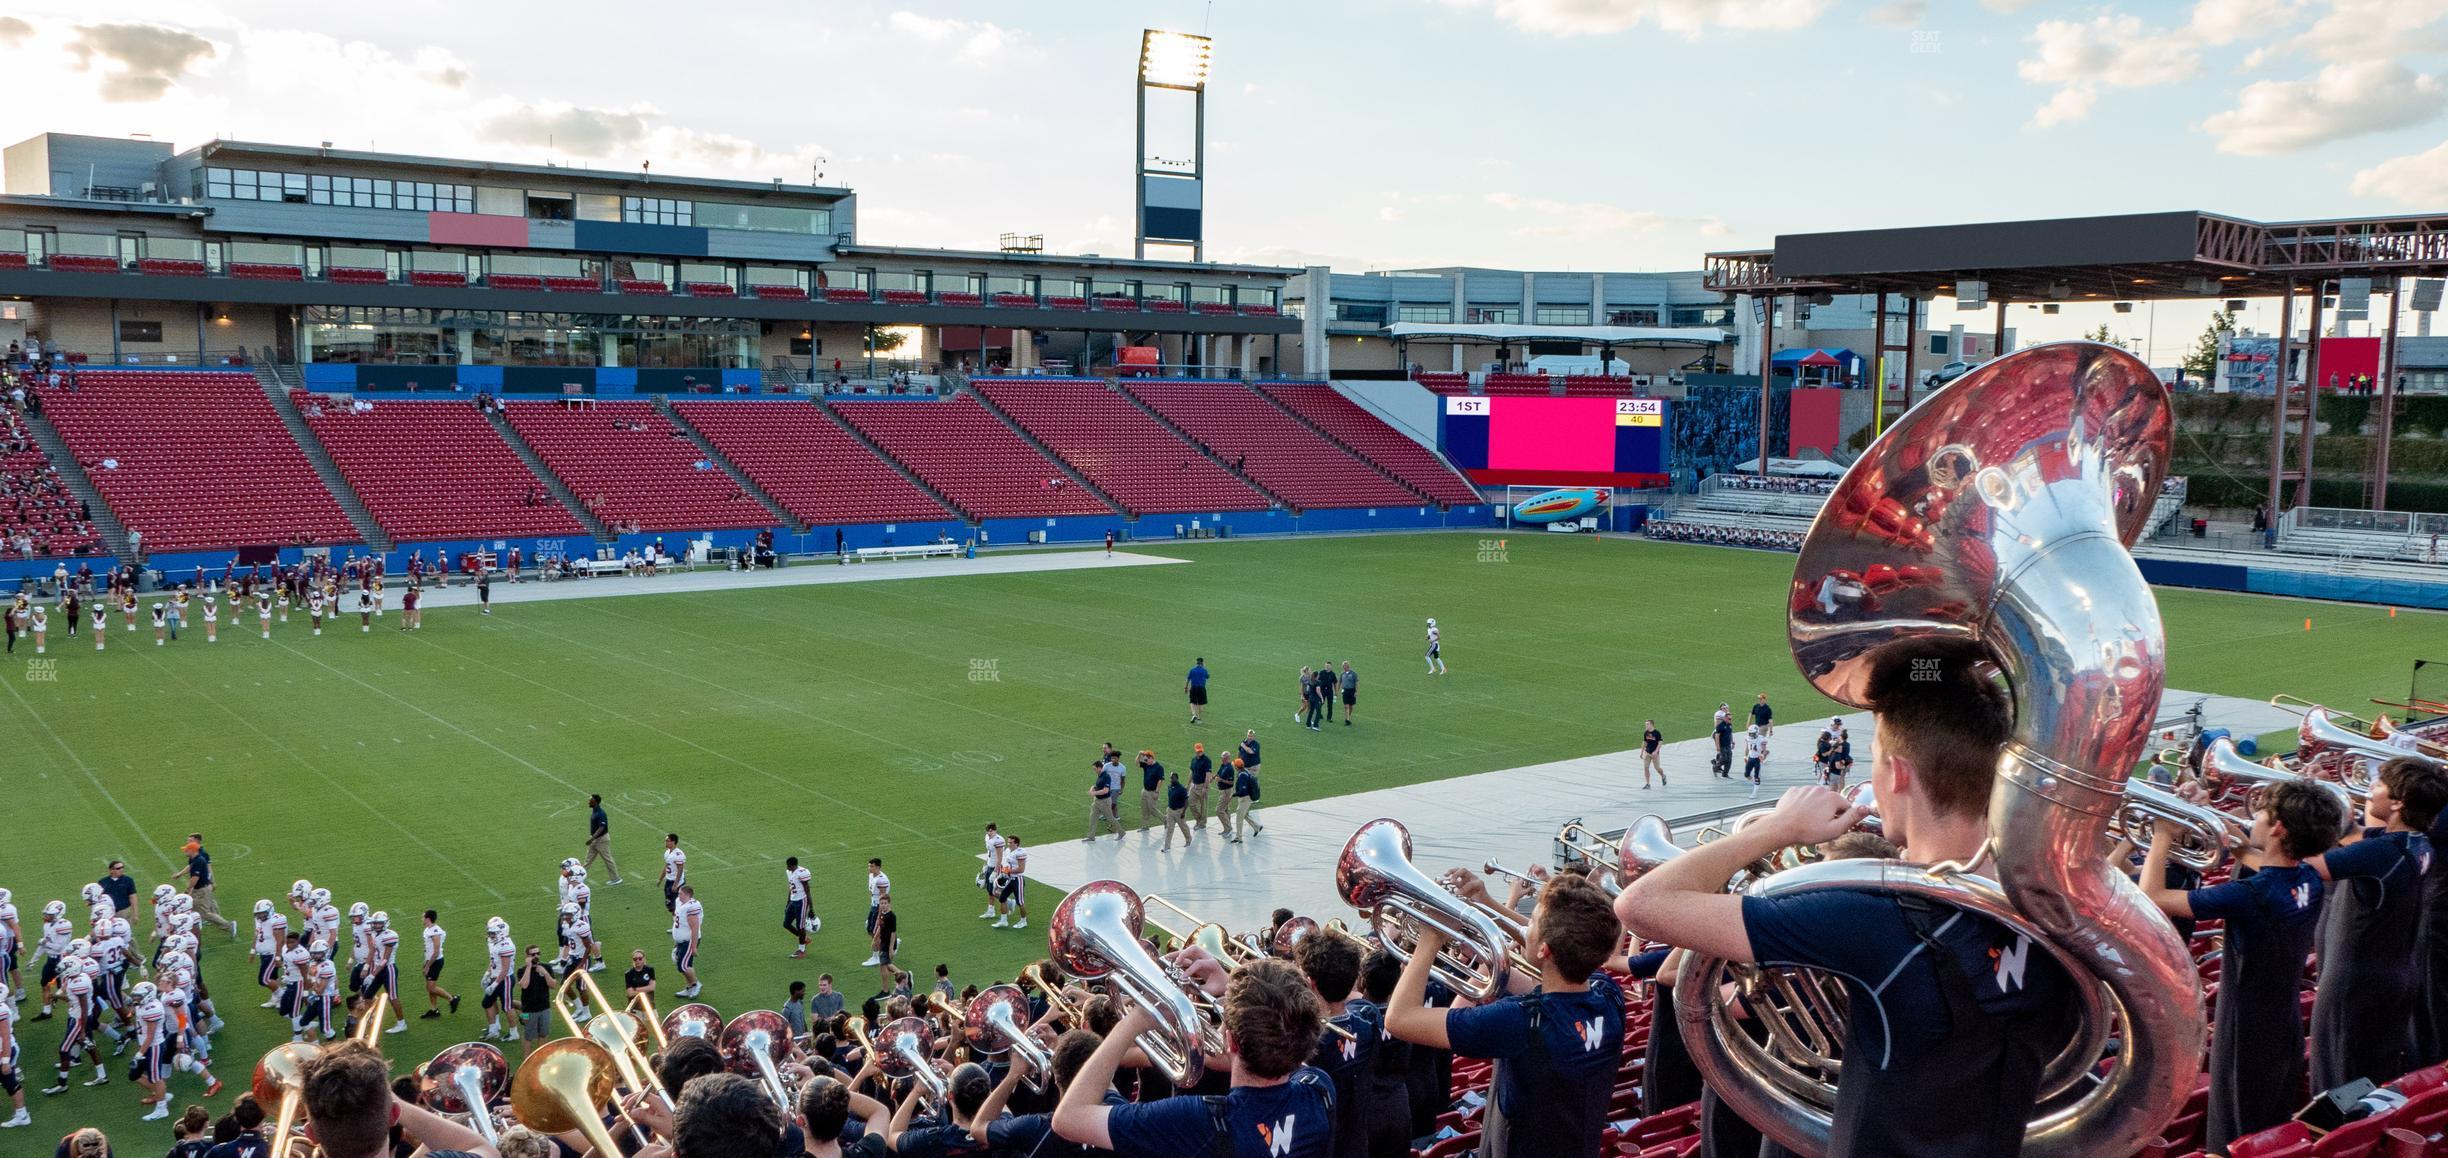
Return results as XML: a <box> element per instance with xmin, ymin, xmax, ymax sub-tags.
<box><xmin>300</xmin><ymin>1040</ymin><xmax>497</xmax><ymax>1158</ymax></box>
<box><xmin>1054</xmin><ymin>958</ymin><xmax>1332</xmax><ymax>1156</ymax></box>
<box><xmin>2305</xmin><ymin>759</ymin><xmax>2445</xmax><ymax>1093</ymax></box>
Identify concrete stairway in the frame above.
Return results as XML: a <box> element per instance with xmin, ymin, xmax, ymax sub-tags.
<box><xmin>813</xmin><ymin>400</ymin><xmax>974</xmax><ymax>522</ymax></box>
<box><xmin>1106</xmin><ymin>380</ymin><xmax>1289</xmax><ymax>509</ymax></box>
<box><xmin>1246</xmin><ymin>383</ymin><xmax>1444</xmax><ymax>505</ymax></box>
<box><xmin>255</xmin><ymin>371</ymin><xmax>392</xmax><ymax>551</ymax></box>
<box><xmin>961</xmin><ymin>388</ymin><xmax>1130</xmax><ymax>517</ymax></box>
<box><xmin>650</xmin><ymin>396</ymin><xmax>806</xmax><ymax>531</ymax></box>
<box><xmin>484</xmin><ymin>411</ymin><xmax>615</xmax><ymax>542</ymax></box>
<box><xmin>17</xmin><ymin>409</ymin><xmax>137</xmax><ymax>566</ymax></box>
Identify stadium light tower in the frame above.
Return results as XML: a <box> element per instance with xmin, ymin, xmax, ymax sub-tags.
<box><xmin>1135</xmin><ymin>29</ymin><xmax>1211</xmax><ymax>261</ymax></box>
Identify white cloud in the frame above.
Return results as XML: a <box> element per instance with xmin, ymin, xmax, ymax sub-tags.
<box><xmin>67</xmin><ymin>22</ymin><xmax>217</xmax><ymax>102</ymax></box>
<box><xmin>886</xmin><ymin>11</ymin><xmax>1018</xmax><ymax>62</ymax></box>
<box><xmin>1485</xmin><ymin>191</ymin><xmax>1668</xmax><ymax>238</ymax></box>
<box><xmin>1439</xmin><ymin>0</ymin><xmax>1829</xmax><ymax>37</ymax></box>
<box><xmin>2353</xmin><ymin>140</ymin><xmax>2448</xmax><ymax>204</ymax></box>
<box><xmin>1864</xmin><ymin>0</ymin><xmax>1924</xmax><ymax>26</ymax></box>
<box><xmin>2291</xmin><ymin>0</ymin><xmax>2448</xmax><ymax>61</ymax></box>
<box><xmin>0</xmin><ymin>17</ymin><xmax>32</xmax><ymax>46</ymax></box>
<box><xmin>2204</xmin><ymin>60</ymin><xmax>2445</xmax><ymax>154</ymax></box>
<box><xmin>2186</xmin><ymin>0</ymin><xmax>2303</xmax><ymax>45</ymax></box>
<box><xmin>2016</xmin><ymin>12</ymin><xmax>2199</xmax><ymax>129</ymax></box>
<box><xmin>478</xmin><ymin>103</ymin><xmax>654</xmax><ymax>158</ymax></box>
<box><xmin>1981</xmin><ymin>0</ymin><xmax>2040</xmax><ymax>10</ymax></box>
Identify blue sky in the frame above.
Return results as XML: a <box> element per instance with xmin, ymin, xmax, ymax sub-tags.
<box><xmin>3</xmin><ymin>0</ymin><xmax>2445</xmax><ymax>359</ymax></box>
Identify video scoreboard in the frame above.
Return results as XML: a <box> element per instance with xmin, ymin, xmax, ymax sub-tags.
<box><xmin>1438</xmin><ymin>395</ymin><xmax>1671</xmax><ymax>487</ymax></box>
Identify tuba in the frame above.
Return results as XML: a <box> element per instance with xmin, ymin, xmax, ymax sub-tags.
<box><xmin>1684</xmin><ymin>342</ymin><xmax>2204</xmax><ymax>1157</ymax></box>
<box><xmin>418</xmin><ymin>1042</ymin><xmax>509</xmax><ymax>1146</ymax></box>
<box><xmin>873</xmin><ymin>1015</ymin><xmax>949</xmax><ymax>1106</ymax></box>
<box><xmin>1048</xmin><ymin>880</ymin><xmax>1209</xmax><ymax>1084</ymax></box>
<box><xmin>662</xmin><ymin>1001</ymin><xmax>725</xmax><ymax>1044</ymax></box>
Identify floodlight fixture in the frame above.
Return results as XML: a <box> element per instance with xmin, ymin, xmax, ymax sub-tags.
<box><xmin>1140</xmin><ymin>30</ymin><xmax>1212</xmax><ymax>90</ymax></box>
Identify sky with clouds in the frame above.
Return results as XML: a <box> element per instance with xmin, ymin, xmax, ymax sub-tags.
<box><xmin>4</xmin><ymin>0</ymin><xmax>2448</xmax><ymax>361</ymax></box>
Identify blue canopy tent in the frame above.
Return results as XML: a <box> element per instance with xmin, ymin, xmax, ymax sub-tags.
<box><xmin>1771</xmin><ymin>347</ymin><xmax>1863</xmax><ymax>387</ymax></box>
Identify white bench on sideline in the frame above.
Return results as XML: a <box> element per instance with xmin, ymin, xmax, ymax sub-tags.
<box><xmin>849</xmin><ymin>543</ymin><xmax>959</xmax><ymax>564</ymax></box>
<box><xmin>575</xmin><ymin>558</ymin><xmax>629</xmax><ymax>576</ymax></box>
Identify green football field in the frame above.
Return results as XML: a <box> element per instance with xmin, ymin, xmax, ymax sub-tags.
<box><xmin>2</xmin><ymin>530</ymin><xmax>2441</xmax><ymax>1145</ymax></box>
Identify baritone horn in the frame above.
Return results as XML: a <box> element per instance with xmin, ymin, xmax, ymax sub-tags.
<box><xmin>874</xmin><ymin>1015</ymin><xmax>949</xmax><ymax>1106</ymax></box>
<box><xmin>965</xmin><ymin>984</ymin><xmax>1055</xmax><ymax>1093</ymax></box>
<box><xmin>2117</xmin><ymin>779</ymin><xmax>2246</xmax><ymax>872</ymax></box>
<box><xmin>418</xmin><ymin>1042</ymin><xmax>509</xmax><ymax>1145</ymax></box>
<box><xmin>1695</xmin><ymin>342</ymin><xmax>2203</xmax><ymax>1158</ymax></box>
<box><xmin>662</xmin><ymin>1001</ymin><xmax>725</xmax><ymax>1044</ymax></box>
<box><xmin>1335</xmin><ymin>817</ymin><xmax>1534</xmax><ymax>1002</ymax></box>
<box><xmin>510</xmin><ymin>1039</ymin><xmax>626</xmax><ymax>1158</ymax></box>
<box><xmin>719</xmin><ymin>1010</ymin><xmax>799</xmax><ymax>1109</ymax></box>
<box><xmin>1047</xmin><ymin>880</ymin><xmax>1208</xmax><ymax>1085</ymax></box>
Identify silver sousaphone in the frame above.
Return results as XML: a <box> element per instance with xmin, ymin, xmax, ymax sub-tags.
<box><xmin>1679</xmin><ymin>342</ymin><xmax>2205</xmax><ymax>1157</ymax></box>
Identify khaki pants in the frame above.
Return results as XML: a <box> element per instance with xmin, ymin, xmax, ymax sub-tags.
<box><xmin>1162</xmin><ymin>807</ymin><xmax>1192</xmax><ymax>848</ymax></box>
<box><xmin>1642</xmin><ymin>750</ymin><xmax>1663</xmax><ymax>780</ymax></box>
<box><xmin>1088</xmin><ymin>798</ymin><xmax>1119</xmax><ymax>838</ymax></box>
<box><xmin>189</xmin><ymin>882</ymin><xmax>236</xmax><ymax>933</ymax></box>
<box><xmin>1141</xmin><ymin>788</ymin><xmax>1161</xmax><ymax>826</ymax></box>
<box><xmin>1189</xmin><ymin>782</ymin><xmax>1212</xmax><ymax>829</ymax></box>
<box><xmin>584</xmin><ymin>833</ymin><xmax>620</xmax><ymax>879</ymax></box>
<box><xmin>1233</xmin><ymin>796</ymin><xmax>1260</xmax><ymax>836</ymax></box>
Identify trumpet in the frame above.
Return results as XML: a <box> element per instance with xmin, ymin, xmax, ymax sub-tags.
<box><xmin>873</xmin><ymin>1015</ymin><xmax>949</xmax><ymax>1106</ymax></box>
<box><xmin>719</xmin><ymin>1010</ymin><xmax>800</xmax><ymax>1109</ymax></box>
<box><xmin>923</xmin><ymin>993</ymin><xmax>972</xmax><ymax>1067</ymax></box>
<box><xmin>963</xmin><ymin>984</ymin><xmax>1055</xmax><ymax>1093</ymax></box>
<box><xmin>418</xmin><ymin>1042</ymin><xmax>509</xmax><ymax>1145</ymax></box>
<box><xmin>1047</xmin><ymin>880</ymin><xmax>1210</xmax><ymax>1085</ymax></box>
<box><xmin>1480</xmin><ymin>860</ymin><xmax>1539</xmax><ymax>888</ymax></box>
<box><xmin>1336</xmin><ymin>818</ymin><xmax>1537</xmax><ymax>1002</ymax></box>
<box><xmin>251</xmin><ymin>1041</ymin><xmax>321</xmax><ymax>1158</ymax></box>
<box><xmin>511</xmin><ymin>1038</ymin><xmax>626</xmax><ymax>1158</ymax></box>
<box><xmin>2181</xmin><ymin>736</ymin><xmax>2358</xmax><ymax>816</ymax></box>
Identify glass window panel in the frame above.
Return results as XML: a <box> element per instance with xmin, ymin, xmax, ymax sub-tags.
<box><xmin>410</xmin><ymin>250</ymin><xmax>467</xmax><ymax>273</ymax></box>
<box><xmin>146</xmin><ymin>237</ymin><xmax>203</xmax><ymax>260</ymax></box>
<box><xmin>1396</xmin><ymin>304</ymin><xmax>1452</xmax><ymax>323</ymax></box>
<box><xmin>744</xmin><ymin>265</ymin><xmax>803</xmax><ymax>287</ymax></box>
<box><xmin>207</xmin><ymin>178</ymin><xmax>231</xmax><ymax>199</ymax></box>
<box><xmin>229</xmin><ymin>240</ymin><xmax>302</xmax><ymax>265</ymax></box>
<box><xmin>55</xmin><ymin>233</ymin><xmax>118</xmax><ymax>257</ymax></box>
<box><xmin>329</xmin><ymin>244</ymin><xmax>387</xmax><ymax>269</ymax></box>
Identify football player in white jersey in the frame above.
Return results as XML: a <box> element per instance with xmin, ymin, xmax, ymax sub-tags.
<box><xmin>552</xmin><ymin>904</ymin><xmax>589</xmax><ymax>977</ymax></box>
<box><xmin>670</xmin><ymin>884</ymin><xmax>704</xmax><ymax>998</ymax></box>
<box><xmin>294</xmin><ymin>942</ymin><xmax>338</xmax><ymax>1042</ymax></box>
<box><xmin>783</xmin><ymin>856</ymin><xmax>815</xmax><ymax>959</ymax></box>
<box><xmin>251</xmin><ymin>899</ymin><xmax>289</xmax><ymax>1003</ymax></box>
<box><xmin>418</xmin><ymin>910</ymin><xmax>457</xmax><ymax>1019</ymax></box>
<box><xmin>661</xmin><ymin>833</ymin><xmax>688</xmax><ymax>914</ymax></box>
<box><xmin>565</xmin><ymin>868</ymin><xmax>600</xmax><ymax>972</ymax></box>
<box><xmin>147</xmin><ymin>885</ymin><xmax>177</xmax><ymax>970</ymax></box>
<box><xmin>86</xmin><ymin>904</ymin><xmax>132</xmax><ymax>1042</ymax></box>
<box><xmin>995</xmin><ymin>836</ymin><xmax>1029</xmax><ymax>930</ymax></box>
<box><xmin>343</xmin><ymin>902</ymin><xmax>371</xmax><ymax>998</ymax></box>
<box><xmin>480</xmin><ymin>918</ymin><xmax>513</xmax><ymax>1041</ymax></box>
<box><xmin>978</xmin><ymin>823</ymin><xmax>1008</xmax><ymax>922</ymax></box>
<box><xmin>363</xmin><ymin>913</ymin><xmax>404</xmax><ymax>1035</ymax></box>
<box><xmin>1425</xmin><ymin>616</ymin><xmax>1446</xmax><ymax>675</ymax></box>
<box><xmin>129</xmin><ymin>980</ymin><xmax>171</xmax><ymax>1119</ymax></box>
<box><xmin>32</xmin><ymin>902</ymin><xmax>70</xmax><ymax>1019</ymax></box>
<box><xmin>0</xmin><ymin>888</ymin><xmax>21</xmax><ymax>999</ymax></box>
<box><xmin>0</xmin><ymin>981</ymin><xmax>25</xmax><ymax>1127</ymax></box>
<box><xmin>557</xmin><ymin>858</ymin><xmax>582</xmax><ymax>909</ymax></box>
<box><xmin>43</xmin><ymin>949</ymin><xmax>105</xmax><ymax>1093</ymax></box>
<box><xmin>304</xmin><ymin>890</ymin><xmax>339</xmax><ymax>956</ymax></box>
<box><xmin>274</xmin><ymin>933</ymin><xmax>308</xmax><ymax>1026</ymax></box>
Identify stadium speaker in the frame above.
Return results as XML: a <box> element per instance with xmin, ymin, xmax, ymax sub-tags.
<box><xmin>2113</xmin><ymin>302</ymin><xmax>2134</xmax><ymax>313</ymax></box>
<box><xmin>2340</xmin><ymin>277</ymin><xmax>2373</xmax><ymax>305</ymax></box>
<box><xmin>2042</xmin><ymin>304</ymin><xmax>2060</xmax><ymax>315</ymax></box>
<box><xmin>2225</xmin><ymin>300</ymin><xmax>2249</xmax><ymax>313</ymax></box>
<box><xmin>2414</xmin><ymin>279</ymin><xmax>2445</xmax><ymax>312</ymax></box>
<box><xmin>1956</xmin><ymin>279</ymin><xmax>1988</xmax><ymax>307</ymax></box>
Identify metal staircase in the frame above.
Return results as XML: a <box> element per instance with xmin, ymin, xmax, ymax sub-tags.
<box><xmin>1244</xmin><ymin>382</ymin><xmax>1444</xmax><ymax>505</ymax></box>
<box><xmin>484</xmin><ymin>411</ymin><xmax>615</xmax><ymax>542</ymax></box>
<box><xmin>650</xmin><ymin>396</ymin><xmax>806</xmax><ymax>531</ymax></box>
<box><xmin>254</xmin><ymin>371</ymin><xmax>392</xmax><ymax>551</ymax></box>
<box><xmin>962</xmin><ymin>388</ymin><xmax>1130</xmax><ymax>517</ymax></box>
<box><xmin>17</xmin><ymin>409</ymin><xmax>138</xmax><ymax>566</ymax></box>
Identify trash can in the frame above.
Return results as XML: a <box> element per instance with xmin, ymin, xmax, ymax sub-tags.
<box><xmin>2191</xmin><ymin>518</ymin><xmax>2208</xmax><ymax>538</ymax></box>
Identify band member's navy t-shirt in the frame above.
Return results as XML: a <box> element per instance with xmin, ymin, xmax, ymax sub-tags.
<box><xmin>1311</xmin><ymin>1000</ymin><xmax>1383</xmax><ymax>1158</ymax></box>
<box><xmin>1101</xmin><ymin>1069</ymin><xmax>1336</xmax><ymax>1158</ymax></box>
<box><xmin>2189</xmin><ymin>861</ymin><xmax>2325</xmax><ymax>1153</ymax></box>
<box><xmin>989</xmin><ymin>1091</ymin><xmax>1127</xmax><ymax>1157</ymax></box>
<box><xmin>1743</xmin><ymin>890</ymin><xmax>2075</xmax><ymax>1157</ymax></box>
<box><xmin>1444</xmin><ymin>974</ymin><xmax>1626</xmax><ymax>1158</ymax></box>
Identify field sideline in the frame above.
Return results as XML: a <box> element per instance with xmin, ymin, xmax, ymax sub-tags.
<box><xmin>2</xmin><ymin>530</ymin><xmax>2439</xmax><ymax>1145</ymax></box>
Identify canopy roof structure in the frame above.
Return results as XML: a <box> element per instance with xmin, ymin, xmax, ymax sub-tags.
<box><xmin>1383</xmin><ymin>322</ymin><xmax>1729</xmax><ymax>346</ymax></box>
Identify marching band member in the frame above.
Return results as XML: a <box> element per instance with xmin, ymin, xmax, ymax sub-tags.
<box><xmin>1617</xmin><ymin>644</ymin><xmax>2078</xmax><ymax>1158</ymax></box>
<box><xmin>2305</xmin><ymin>758</ymin><xmax>2447</xmax><ymax>1092</ymax></box>
<box><xmin>2135</xmin><ymin>781</ymin><xmax>2340</xmax><ymax>1154</ymax></box>
<box><xmin>1386</xmin><ymin>873</ymin><xmax>1623</xmax><ymax>1158</ymax></box>
<box><xmin>1295</xmin><ymin>930</ymin><xmax>1381</xmax><ymax>1158</ymax></box>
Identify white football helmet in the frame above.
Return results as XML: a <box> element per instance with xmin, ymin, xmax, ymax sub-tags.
<box><xmin>290</xmin><ymin>880</ymin><xmax>312</xmax><ymax>900</ymax></box>
<box><xmin>254</xmin><ymin>899</ymin><xmax>275</xmax><ymax>917</ymax></box>
<box><xmin>558</xmin><ymin>902</ymin><xmax>578</xmax><ymax>919</ymax></box>
<box><xmin>43</xmin><ymin>900</ymin><xmax>67</xmax><ymax>920</ymax></box>
<box><xmin>308</xmin><ymin>941</ymin><xmax>329</xmax><ymax>960</ymax></box>
<box><xmin>80</xmin><ymin>883</ymin><xmax>106</xmax><ymax>906</ymax></box>
<box><xmin>348</xmin><ymin>901</ymin><xmax>369</xmax><ymax>921</ymax></box>
<box><xmin>164</xmin><ymin>935</ymin><xmax>197</xmax><ymax>961</ymax></box>
<box><xmin>560</xmin><ymin>858</ymin><xmax>580</xmax><ymax>873</ymax></box>
<box><xmin>90</xmin><ymin>903</ymin><xmax>113</xmax><ymax>924</ymax></box>
<box><xmin>130</xmin><ymin>981</ymin><xmax>156</xmax><ymax>1004</ymax></box>
<box><xmin>170</xmin><ymin>894</ymin><xmax>193</xmax><ymax>913</ymax></box>
<box><xmin>309</xmin><ymin>888</ymin><xmax>332</xmax><ymax>907</ymax></box>
<box><xmin>570</xmin><ymin>866</ymin><xmax>587</xmax><ymax>883</ymax></box>
<box><xmin>0</xmin><ymin>887</ymin><xmax>12</xmax><ymax>906</ymax></box>
<box><xmin>66</xmin><ymin>937</ymin><xmax>91</xmax><ymax>959</ymax></box>
<box><xmin>152</xmin><ymin>884</ymin><xmax>176</xmax><ymax>904</ymax></box>
<box><xmin>369</xmin><ymin>912</ymin><xmax>388</xmax><ymax>927</ymax></box>
<box><xmin>486</xmin><ymin>917</ymin><xmax>509</xmax><ymax>937</ymax></box>
<box><xmin>1426</xmin><ymin>617</ymin><xmax>1437</xmax><ymax>627</ymax></box>
<box><xmin>160</xmin><ymin>951</ymin><xmax>193</xmax><ymax>974</ymax></box>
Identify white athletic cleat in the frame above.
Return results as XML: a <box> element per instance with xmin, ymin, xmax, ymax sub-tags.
<box><xmin>1011</xmin><ymin>919</ymin><xmax>1027</xmax><ymax>930</ymax></box>
<box><xmin>859</xmin><ymin>955</ymin><xmax>881</xmax><ymax>967</ymax></box>
<box><xmin>991</xmin><ymin>918</ymin><xmax>1010</xmax><ymax>928</ymax></box>
<box><xmin>142</xmin><ymin>1101</ymin><xmax>171</xmax><ymax>1122</ymax></box>
<box><xmin>260</xmin><ymin>998</ymin><xmax>279</xmax><ymax>1009</ymax></box>
<box><xmin>979</xmin><ymin>908</ymin><xmax>997</xmax><ymax>919</ymax></box>
<box><xmin>386</xmin><ymin>1021</ymin><xmax>406</xmax><ymax>1034</ymax></box>
<box><xmin>0</xmin><ymin>1109</ymin><xmax>29</xmax><ymax>1127</ymax></box>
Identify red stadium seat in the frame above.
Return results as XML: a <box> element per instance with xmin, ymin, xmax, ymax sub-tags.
<box><xmin>1259</xmin><ymin>384</ymin><xmax>1480</xmax><ymax>506</ymax></box>
<box><xmin>992</xmin><ymin>293</ymin><xmax>1039</xmax><ymax>309</ymax></box>
<box><xmin>683</xmin><ymin>282</ymin><xmax>738</xmax><ymax>297</ymax></box>
<box><xmin>0</xmin><ymin>253</ymin><xmax>28</xmax><ymax>270</ymax></box>
<box><xmin>228</xmin><ymin>262</ymin><xmax>305</xmax><ymax>281</ymax></box>
<box><xmin>1044</xmin><ymin>296</ymin><xmax>1089</xmax><ymax>311</ymax></box>
<box><xmin>750</xmin><ymin>285</ymin><xmax>809</xmax><ymax>301</ymax></box>
<box><xmin>936</xmin><ymin>292</ymin><xmax>983</xmax><ymax>308</ymax></box>
<box><xmin>486</xmin><ymin>274</ymin><xmax>547</xmax><ymax>291</ymax></box>
<box><xmin>48</xmin><ymin>255</ymin><xmax>123</xmax><ymax>273</ymax></box>
<box><xmin>1092</xmin><ymin>295</ymin><xmax>1141</xmax><ymax>312</ymax></box>
<box><xmin>1121</xmin><ymin>380</ymin><xmax>1423</xmax><ymax>510</ymax></box>
<box><xmin>973</xmin><ymin>378</ymin><xmax>1268</xmax><ymax>515</ymax></box>
<box><xmin>830</xmin><ymin>396</ymin><xmax>1108</xmax><ymax>519</ymax></box>
<box><xmin>615</xmin><ymin>279</ymin><xmax>672</xmax><ymax>295</ymax></box>
<box><xmin>408</xmin><ymin>270</ymin><xmax>468</xmax><ymax>287</ymax></box>
<box><xmin>672</xmin><ymin>401</ymin><xmax>953</xmax><ymax>526</ymax></box>
<box><xmin>502</xmin><ymin>402</ymin><xmax>774</xmax><ymax>532</ymax></box>
<box><xmin>0</xmin><ymin>407</ymin><xmax>104</xmax><ymax>560</ymax></box>
<box><xmin>823</xmin><ymin>287</ymin><xmax>874</xmax><ymax>304</ymax></box>
<box><xmin>542</xmin><ymin>275</ymin><xmax>604</xmax><ymax>293</ymax></box>
<box><xmin>880</xmin><ymin>290</ymin><xmax>930</xmax><ymax>306</ymax></box>
<box><xmin>306</xmin><ymin>402</ymin><xmax>583</xmax><ymax>542</ymax></box>
<box><xmin>136</xmin><ymin>258</ymin><xmax>209</xmax><ymax>277</ymax></box>
<box><xmin>39</xmin><ymin>370</ymin><xmax>356</xmax><ymax>552</ymax></box>
<box><xmin>327</xmin><ymin>267</ymin><xmax>389</xmax><ymax>285</ymax></box>
<box><xmin>1412</xmin><ymin>372</ymin><xmax>1473</xmax><ymax>395</ymax></box>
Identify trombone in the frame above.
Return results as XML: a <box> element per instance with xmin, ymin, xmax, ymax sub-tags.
<box><xmin>511</xmin><ymin>1039</ymin><xmax>626</xmax><ymax>1158</ymax></box>
<box><xmin>251</xmin><ymin>1041</ymin><xmax>321</xmax><ymax>1158</ymax></box>
<box><xmin>553</xmin><ymin>967</ymin><xmax>673</xmax><ymax>1112</ymax></box>
<box><xmin>629</xmin><ymin>988</ymin><xmax>670</xmax><ymax>1053</ymax></box>
<box><xmin>352</xmin><ymin>991</ymin><xmax>390</xmax><ymax>1045</ymax></box>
